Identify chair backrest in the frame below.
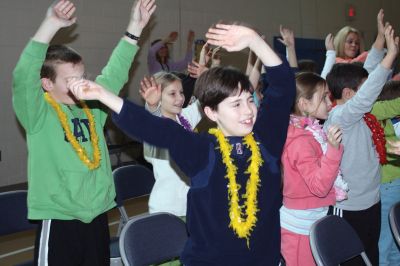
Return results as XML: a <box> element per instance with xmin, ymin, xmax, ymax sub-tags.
<box><xmin>119</xmin><ymin>212</ymin><xmax>188</xmax><ymax>266</ymax></box>
<box><xmin>113</xmin><ymin>164</ymin><xmax>155</xmax><ymax>208</ymax></box>
<box><xmin>389</xmin><ymin>201</ymin><xmax>400</xmax><ymax>247</ymax></box>
<box><xmin>310</xmin><ymin>215</ymin><xmax>372</xmax><ymax>266</ymax></box>
<box><xmin>113</xmin><ymin>164</ymin><xmax>155</xmax><ymax>237</ymax></box>
<box><xmin>0</xmin><ymin>190</ymin><xmax>36</xmax><ymax>236</ymax></box>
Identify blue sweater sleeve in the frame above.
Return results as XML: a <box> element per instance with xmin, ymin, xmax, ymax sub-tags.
<box><xmin>112</xmin><ymin>99</ymin><xmax>210</xmax><ymax>177</ymax></box>
<box><xmin>254</xmin><ymin>60</ymin><xmax>296</xmax><ymax>157</ymax></box>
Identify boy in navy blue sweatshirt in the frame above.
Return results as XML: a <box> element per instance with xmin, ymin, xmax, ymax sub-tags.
<box><xmin>67</xmin><ymin>23</ymin><xmax>295</xmax><ymax>265</ymax></box>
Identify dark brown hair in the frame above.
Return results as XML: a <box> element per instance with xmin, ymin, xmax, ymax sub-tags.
<box><xmin>194</xmin><ymin>66</ymin><xmax>252</xmax><ymax>110</ymax></box>
<box><xmin>40</xmin><ymin>45</ymin><xmax>82</xmax><ymax>82</ymax></box>
<box><xmin>378</xmin><ymin>80</ymin><xmax>400</xmax><ymax>101</ymax></box>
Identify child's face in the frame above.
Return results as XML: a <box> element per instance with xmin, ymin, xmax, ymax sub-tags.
<box><xmin>344</xmin><ymin>32</ymin><xmax>360</xmax><ymax>59</ymax></box>
<box><xmin>160</xmin><ymin>80</ymin><xmax>185</xmax><ymax>119</ymax></box>
<box><xmin>207</xmin><ymin>89</ymin><xmax>257</xmax><ymax>137</ymax></box>
<box><xmin>43</xmin><ymin>62</ymin><xmax>85</xmax><ymax>104</ymax></box>
<box><xmin>305</xmin><ymin>84</ymin><xmax>332</xmax><ymax>120</ymax></box>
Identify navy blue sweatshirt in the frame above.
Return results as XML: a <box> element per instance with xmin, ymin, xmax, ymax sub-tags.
<box><xmin>112</xmin><ymin>62</ymin><xmax>295</xmax><ymax>265</ymax></box>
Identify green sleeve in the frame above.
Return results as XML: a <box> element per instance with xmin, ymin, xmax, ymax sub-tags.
<box><xmin>95</xmin><ymin>39</ymin><xmax>139</xmax><ymax>126</ymax></box>
<box><xmin>371</xmin><ymin>97</ymin><xmax>400</xmax><ymax>120</ymax></box>
<box><xmin>12</xmin><ymin>40</ymin><xmax>48</xmax><ymax>134</ymax></box>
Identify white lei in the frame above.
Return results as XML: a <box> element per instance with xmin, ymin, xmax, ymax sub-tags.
<box><xmin>305</xmin><ymin>123</ymin><xmax>349</xmax><ymax>202</ymax></box>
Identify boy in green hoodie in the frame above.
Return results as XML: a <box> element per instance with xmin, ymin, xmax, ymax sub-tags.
<box><xmin>12</xmin><ymin>0</ymin><xmax>156</xmax><ymax>264</ymax></box>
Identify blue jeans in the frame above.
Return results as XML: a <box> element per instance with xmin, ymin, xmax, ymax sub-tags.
<box><xmin>379</xmin><ymin>178</ymin><xmax>400</xmax><ymax>266</ymax></box>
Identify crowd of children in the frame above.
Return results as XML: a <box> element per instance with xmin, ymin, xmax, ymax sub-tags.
<box><xmin>11</xmin><ymin>0</ymin><xmax>400</xmax><ymax>265</ymax></box>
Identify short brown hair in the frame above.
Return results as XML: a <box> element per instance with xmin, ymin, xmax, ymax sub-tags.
<box><xmin>194</xmin><ymin>66</ymin><xmax>252</xmax><ymax>111</ymax></box>
<box><xmin>40</xmin><ymin>45</ymin><xmax>82</xmax><ymax>82</ymax></box>
<box><xmin>378</xmin><ymin>80</ymin><xmax>400</xmax><ymax>101</ymax></box>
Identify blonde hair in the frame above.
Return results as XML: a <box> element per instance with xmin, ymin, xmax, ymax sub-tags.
<box><xmin>153</xmin><ymin>71</ymin><xmax>181</xmax><ymax>91</ymax></box>
<box><xmin>334</xmin><ymin>26</ymin><xmax>365</xmax><ymax>59</ymax></box>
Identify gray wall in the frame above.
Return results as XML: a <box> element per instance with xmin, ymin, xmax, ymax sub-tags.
<box><xmin>1</xmin><ymin>0</ymin><xmax>399</xmax><ymax>187</ymax></box>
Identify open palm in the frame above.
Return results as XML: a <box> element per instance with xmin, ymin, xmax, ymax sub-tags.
<box><xmin>206</xmin><ymin>24</ymin><xmax>257</xmax><ymax>52</ymax></box>
<box><xmin>47</xmin><ymin>0</ymin><xmax>76</xmax><ymax>28</ymax></box>
<box><xmin>132</xmin><ymin>0</ymin><xmax>156</xmax><ymax>29</ymax></box>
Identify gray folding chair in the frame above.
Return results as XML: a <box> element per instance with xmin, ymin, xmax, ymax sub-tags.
<box><xmin>310</xmin><ymin>215</ymin><xmax>372</xmax><ymax>266</ymax></box>
<box><xmin>119</xmin><ymin>212</ymin><xmax>188</xmax><ymax>266</ymax></box>
<box><xmin>110</xmin><ymin>165</ymin><xmax>155</xmax><ymax>265</ymax></box>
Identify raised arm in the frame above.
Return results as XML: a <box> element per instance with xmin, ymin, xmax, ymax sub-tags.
<box><xmin>123</xmin><ymin>0</ymin><xmax>156</xmax><ymax>46</ymax></box>
<box><xmin>33</xmin><ymin>0</ymin><xmax>76</xmax><ymax>44</ymax></box>
<box><xmin>95</xmin><ymin>0</ymin><xmax>155</xmax><ymax>125</ymax></box>
<box><xmin>188</xmin><ymin>61</ymin><xmax>209</xmax><ymax>79</ymax></box>
<box><xmin>364</xmin><ymin>9</ymin><xmax>388</xmax><ymax>73</ymax></box>
<box><xmin>68</xmin><ymin>79</ymin><xmax>210</xmax><ymax>177</ymax></box>
<box><xmin>320</xmin><ymin>33</ymin><xmax>336</xmax><ymax>79</ymax></box>
<box><xmin>245</xmin><ymin>50</ymin><xmax>262</xmax><ymax>90</ymax></box>
<box><xmin>169</xmin><ymin>30</ymin><xmax>195</xmax><ymax>71</ymax></box>
<box><xmin>333</xmin><ymin>26</ymin><xmax>398</xmax><ymax>128</ymax></box>
<box><xmin>13</xmin><ymin>0</ymin><xmax>77</xmax><ymax>132</ymax></box>
<box><xmin>278</xmin><ymin>25</ymin><xmax>298</xmax><ymax>68</ymax></box>
<box><xmin>97</xmin><ymin>0</ymin><xmax>156</xmax><ymax>90</ymax></box>
<box><xmin>206</xmin><ymin>24</ymin><xmax>282</xmax><ymax>66</ymax></box>
<box><xmin>206</xmin><ymin>24</ymin><xmax>295</xmax><ymax>156</ymax></box>
<box><xmin>373</xmin><ymin>9</ymin><xmax>386</xmax><ymax>51</ymax></box>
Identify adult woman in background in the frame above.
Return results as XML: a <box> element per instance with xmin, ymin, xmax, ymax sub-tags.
<box><xmin>148</xmin><ymin>30</ymin><xmax>194</xmax><ymax>74</ymax></box>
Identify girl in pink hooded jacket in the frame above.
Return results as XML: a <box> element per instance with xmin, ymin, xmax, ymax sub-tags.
<box><xmin>280</xmin><ymin>72</ymin><xmax>344</xmax><ymax>266</ymax></box>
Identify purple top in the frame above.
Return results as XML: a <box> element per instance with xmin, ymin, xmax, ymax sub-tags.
<box><xmin>147</xmin><ymin>41</ymin><xmax>193</xmax><ymax>75</ymax></box>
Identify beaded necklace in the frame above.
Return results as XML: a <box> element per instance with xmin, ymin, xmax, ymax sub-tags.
<box><xmin>44</xmin><ymin>92</ymin><xmax>101</xmax><ymax>170</ymax></box>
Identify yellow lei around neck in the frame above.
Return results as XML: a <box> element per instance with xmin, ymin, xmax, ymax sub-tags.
<box><xmin>209</xmin><ymin>128</ymin><xmax>263</xmax><ymax>245</ymax></box>
<box><xmin>44</xmin><ymin>92</ymin><xmax>101</xmax><ymax>170</ymax></box>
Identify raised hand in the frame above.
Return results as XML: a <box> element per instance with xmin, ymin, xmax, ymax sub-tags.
<box><xmin>188</xmin><ymin>60</ymin><xmax>209</xmax><ymax>79</ymax></box>
<box><xmin>207</xmin><ymin>22</ymin><xmax>281</xmax><ymax>66</ymax></box>
<box><xmin>47</xmin><ymin>0</ymin><xmax>77</xmax><ymax>28</ymax></box>
<box><xmin>206</xmin><ymin>24</ymin><xmax>259</xmax><ymax>52</ymax></box>
<box><xmin>377</xmin><ymin>9</ymin><xmax>385</xmax><ymax>37</ymax></box>
<box><xmin>385</xmin><ymin>25</ymin><xmax>399</xmax><ymax>57</ymax></box>
<box><xmin>211</xmin><ymin>51</ymin><xmax>222</xmax><ymax>67</ymax></box>
<box><xmin>325</xmin><ymin>33</ymin><xmax>335</xmax><ymax>51</ymax></box>
<box><xmin>373</xmin><ymin>9</ymin><xmax>389</xmax><ymax>50</ymax></box>
<box><xmin>139</xmin><ymin>76</ymin><xmax>161</xmax><ymax>107</ymax></box>
<box><xmin>278</xmin><ymin>25</ymin><xmax>295</xmax><ymax>48</ymax></box>
<box><xmin>166</xmin><ymin>31</ymin><xmax>178</xmax><ymax>43</ymax></box>
<box><xmin>327</xmin><ymin>125</ymin><xmax>342</xmax><ymax>149</ymax></box>
<box><xmin>130</xmin><ymin>0</ymin><xmax>156</xmax><ymax>30</ymax></box>
<box><xmin>380</xmin><ymin>24</ymin><xmax>399</xmax><ymax>69</ymax></box>
<box><xmin>33</xmin><ymin>0</ymin><xmax>77</xmax><ymax>44</ymax></box>
<box><xmin>199</xmin><ymin>42</ymin><xmax>210</xmax><ymax>65</ymax></box>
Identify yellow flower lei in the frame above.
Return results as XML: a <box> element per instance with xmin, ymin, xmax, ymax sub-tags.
<box><xmin>44</xmin><ymin>92</ymin><xmax>101</xmax><ymax>170</ymax></box>
<box><xmin>209</xmin><ymin>128</ymin><xmax>263</xmax><ymax>245</ymax></box>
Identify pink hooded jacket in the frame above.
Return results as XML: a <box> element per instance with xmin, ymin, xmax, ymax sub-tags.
<box><xmin>281</xmin><ymin>124</ymin><xmax>343</xmax><ymax>209</ymax></box>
